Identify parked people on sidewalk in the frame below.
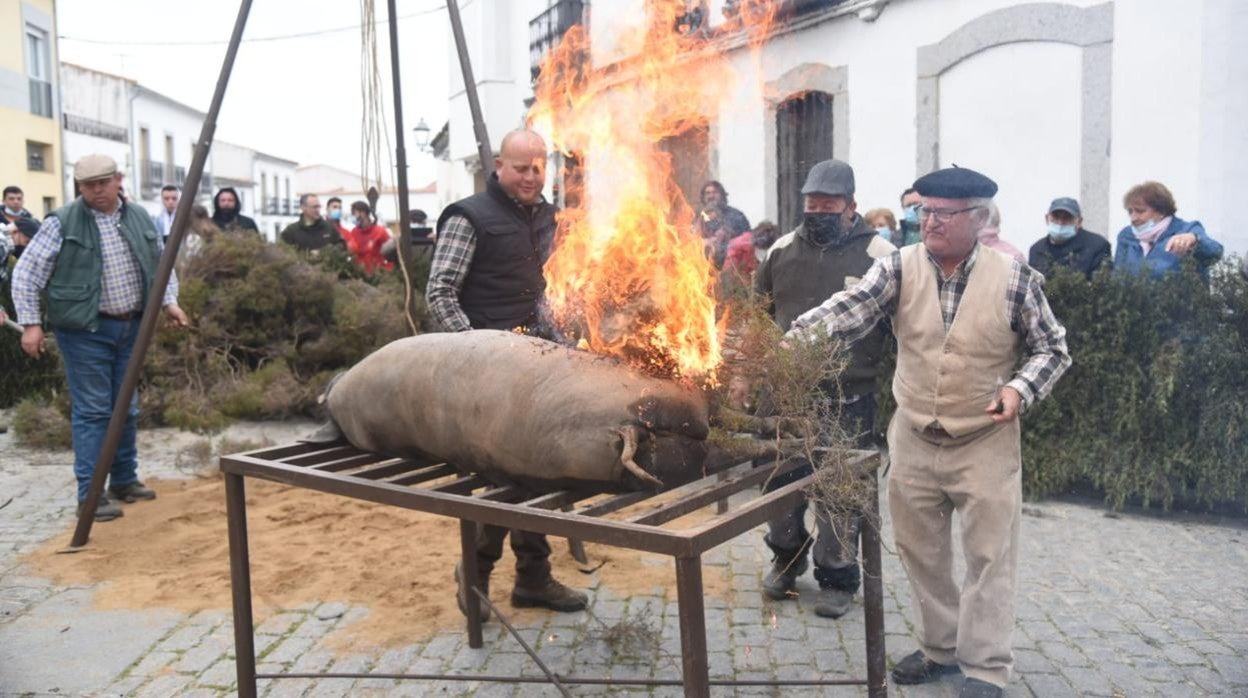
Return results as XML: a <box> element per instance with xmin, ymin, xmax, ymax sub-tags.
<box><xmin>1027</xmin><ymin>197</ymin><xmax>1110</xmax><ymax>277</ymax></box>
<box><xmin>3</xmin><ymin>185</ymin><xmax>41</xmax><ymax>258</ymax></box>
<box><xmin>1114</xmin><ymin>181</ymin><xmax>1223</xmax><ymax>279</ymax></box>
<box><xmin>326</xmin><ymin>196</ymin><xmax>350</xmax><ymax>241</ymax></box>
<box><xmin>211</xmin><ymin>187</ymin><xmax>259</xmax><ymax>234</ymax></box>
<box><xmin>153</xmin><ymin>185</ymin><xmax>179</xmax><ymax>242</ymax></box>
<box><xmin>427</xmin><ymin>128</ymin><xmax>588</xmax><ymax>618</ymax></box>
<box><xmin>787</xmin><ymin>166</ymin><xmax>1070</xmax><ymax>698</ymax></box>
<box><xmin>892</xmin><ymin>187</ymin><xmax>923</xmax><ymax>247</ymax></box>
<box><xmin>10</xmin><ymin>155</ymin><xmax>190</xmax><ymax>522</ymax></box>
<box><xmin>280</xmin><ymin>194</ymin><xmax>344</xmax><ymax>252</ymax></box>
<box><xmin>343</xmin><ymin>201</ymin><xmax>394</xmax><ymax>274</ymax></box>
<box><xmin>754</xmin><ymin>159</ymin><xmax>895</xmax><ymax>619</ymax></box>
<box><xmin>865</xmin><ymin>207</ymin><xmax>898</xmax><ymax>243</ymax></box>
<box><xmin>976</xmin><ymin>203</ymin><xmax>1026</xmax><ymax>263</ymax></box>
<box><xmin>696</xmin><ymin>180</ymin><xmax>751</xmax><ymax>268</ymax></box>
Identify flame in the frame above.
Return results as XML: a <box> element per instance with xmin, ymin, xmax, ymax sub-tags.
<box><xmin>532</xmin><ymin>1</ymin><xmax>779</xmax><ymax>383</ymax></box>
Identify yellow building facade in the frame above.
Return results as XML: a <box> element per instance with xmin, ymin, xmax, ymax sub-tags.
<box><xmin>0</xmin><ymin>0</ymin><xmax>62</xmax><ymax>216</ymax></box>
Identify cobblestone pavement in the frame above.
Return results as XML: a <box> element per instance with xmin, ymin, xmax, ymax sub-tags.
<box><xmin>1</xmin><ymin>421</ymin><xmax>1246</xmax><ymax>697</ymax></box>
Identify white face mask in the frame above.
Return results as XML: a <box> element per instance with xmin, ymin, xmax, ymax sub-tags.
<box><xmin>3</xmin><ymin>206</ymin><xmax>20</xmax><ymax>217</ymax></box>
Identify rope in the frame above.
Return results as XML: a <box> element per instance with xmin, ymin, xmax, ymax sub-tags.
<box><xmin>360</xmin><ymin>0</ymin><xmax>419</xmax><ymax>335</ymax></box>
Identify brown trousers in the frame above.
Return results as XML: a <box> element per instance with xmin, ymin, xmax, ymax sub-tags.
<box><xmin>886</xmin><ymin>415</ymin><xmax>1022</xmax><ymax>687</ymax></box>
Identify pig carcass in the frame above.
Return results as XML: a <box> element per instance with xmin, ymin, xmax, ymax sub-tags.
<box><xmin>313</xmin><ymin>330</ymin><xmax>722</xmax><ymax>491</ymax></box>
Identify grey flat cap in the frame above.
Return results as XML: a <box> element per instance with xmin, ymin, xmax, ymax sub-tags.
<box><xmin>1048</xmin><ymin>197</ymin><xmax>1082</xmax><ymax>217</ymax></box>
<box><xmin>801</xmin><ymin>159</ymin><xmax>855</xmax><ymax>197</ymax></box>
<box><xmin>74</xmin><ymin>154</ymin><xmax>119</xmax><ymax>182</ymax></box>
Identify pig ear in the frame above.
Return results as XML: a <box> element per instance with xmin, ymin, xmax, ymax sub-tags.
<box><xmin>617</xmin><ymin>426</ymin><xmax>663</xmax><ymax>489</ymax></box>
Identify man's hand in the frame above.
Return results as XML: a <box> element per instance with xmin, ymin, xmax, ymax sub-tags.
<box><xmin>20</xmin><ymin>326</ymin><xmax>45</xmax><ymax>359</ymax></box>
<box><xmin>1165</xmin><ymin>232</ymin><xmax>1198</xmax><ymax>256</ymax></box>
<box><xmin>986</xmin><ymin>386</ymin><xmax>1022</xmax><ymax>422</ymax></box>
<box><xmin>163</xmin><ymin>304</ymin><xmax>190</xmax><ymax>328</ymax></box>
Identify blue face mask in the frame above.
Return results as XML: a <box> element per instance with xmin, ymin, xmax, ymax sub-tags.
<box><xmin>346</xmin><ymin>215</ymin><xmax>358</xmax><ymax>227</ymax></box>
<box><xmin>903</xmin><ymin>205</ymin><xmax>919</xmax><ymax>225</ymax></box>
<box><xmin>1048</xmin><ymin>223</ymin><xmax>1077</xmax><ymax>241</ymax></box>
<box><xmin>876</xmin><ymin>227</ymin><xmax>892</xmax><ymax>239</ymax></box>
<box><xmin>1132</xmin><ymin>219</ymin><xmax>1161</xmax><ymax>237</ymax></box>
<box><xmin>328</xmin><ymin>209</ymin><xmax>341</xmax><ymax>221</ymax></box>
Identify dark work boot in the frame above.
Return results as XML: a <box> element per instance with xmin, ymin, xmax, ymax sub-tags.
<box><xmin>511</xmin><ymin>578</ymin><xmax>588</xmax><ymax>612</ymax></box>
<box><xmin>109</xmin><ymin>481</ymin><xmax>156</xmax><ymax>503</ymax></box>
<box><xmin>762</xmin><ymin>554</ymin><xmax>809</xmax><ymax>601</ymax></box>
<box><xmin>76</xmin><ymin>496</ymin><xmax>124</xmax><ymax>522</ymax></box>
<box><xmin>813</xmin><ymin>587</ymin><xmax>854</xmax><ymax>618</ymax></box>
<box><xmin>454</xmin><ymin>561</ymin><xmax>491</xmax><ymax>622</ymax></box>
<box><xmin>891</xmin><ymin>649</ymin><xmax>961</xmax><ymax>685</ymax></box>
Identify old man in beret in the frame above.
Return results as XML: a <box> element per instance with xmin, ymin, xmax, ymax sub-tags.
<box><xmin>786</xmin><ymin>166</ymin><xmax>1071</xmax><ymax>697</ymax></box>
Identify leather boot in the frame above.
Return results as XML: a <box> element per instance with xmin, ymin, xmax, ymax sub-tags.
<box><xmin>511</xmin><ymin>577</ymin><xmax>588</xmax><ymax>612</ymax></box>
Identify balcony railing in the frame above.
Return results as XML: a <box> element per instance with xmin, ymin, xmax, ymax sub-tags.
<box><xmin>63</xmin><ymin>113</ymin><xmax>128</xmax><ymax>143</ymax></box>
<box><xmin>140</xmin><ymin>160</ymin><xmax>164</xmax><ymax>197</ymax></box>
<box><xmin>529</xmin><ymin>0</ymin><xmax>585</xmax><ymax>82</ymax></box>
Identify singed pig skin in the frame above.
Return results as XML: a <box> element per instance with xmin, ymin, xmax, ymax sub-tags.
<box><xmin>324</xmin><ymin>330</ymin><xmax>711</xmax><ymax>491</ymax></box>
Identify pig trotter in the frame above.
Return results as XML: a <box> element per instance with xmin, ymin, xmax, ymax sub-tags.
<box><xmin>618</xmin><ymin>426</ymin><xmax>664</xmax><ymax>488</ymax></box>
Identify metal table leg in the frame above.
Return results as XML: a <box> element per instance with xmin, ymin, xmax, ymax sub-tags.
<box><xmin>674</xmin><ymin>555</ymin><xmax>710</xmax><ymax>698</ymax></box>
<box><xmin>225</xmin><ymin>473</ymin><xmax>258</xmax><ymax>698</ymax></box>
<box><xmin>861</xmin><ymin>473</ymin><xmax>888</xmax><ymax>698</ymax></box>
<box><xmin>459</xmin><ymin>519</ymin><xmax>484</xmax><ymax>648</ymax></box>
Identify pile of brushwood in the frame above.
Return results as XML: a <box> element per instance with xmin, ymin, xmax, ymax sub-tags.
<box><xmin>5</xmin><ymin>232</ymin><xmax>423</xmax><ymax>445</ymax></box>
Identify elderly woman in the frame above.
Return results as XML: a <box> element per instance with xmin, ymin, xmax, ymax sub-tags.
<box><xmin>864</xmin><ymin>208</ymin><xmax>898</xmax><ymax>243</ymax></box>
<box><xmin>976</xmin><ymin>202</ymin><xmax>1026</xmax><ymax>263</ymax></box>
<box><xmin>1114</xmin><ymin>181</ymin><xmax>1222</xmax><ymax>278</ymax></box>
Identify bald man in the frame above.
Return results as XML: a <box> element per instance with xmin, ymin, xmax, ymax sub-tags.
<box><xmin>427</xmin><ymin>129</ymin><xmax>588</xmax><ymax>618</ymax></box>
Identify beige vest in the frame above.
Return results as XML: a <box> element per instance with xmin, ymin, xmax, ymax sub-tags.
<box><xmin>892</xmin><ymin>244</ymin><xmax>1021</xmax><ymax>437</ymax></box>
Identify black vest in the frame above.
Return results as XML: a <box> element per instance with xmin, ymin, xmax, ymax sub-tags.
<box><xmin>763</xmin><ymin>219</ymin><xmax>891</xmax><ymax>397</ymax></box>
<box><xmin>437</xmin><ymin>175</ymin><xmax>558</xmax><ymax>330</ymax></box>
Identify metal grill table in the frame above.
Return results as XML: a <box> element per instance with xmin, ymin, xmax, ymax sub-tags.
<box><xmin>221</xmin><ymin>441</ymin><xmax>887</xmax><ymax>697</ymax></box>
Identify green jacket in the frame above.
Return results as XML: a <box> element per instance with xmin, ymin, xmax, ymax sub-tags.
<box><xmin>46</xmin><ymin>198</ymin><xmax>160</xmax><ymax>332</ymax></box>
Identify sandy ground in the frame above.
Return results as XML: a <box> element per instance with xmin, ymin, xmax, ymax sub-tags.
<box><xmin>22</xmin><ymin>429</ymin><xmax>730</xmax><ymax>650</ymax></box>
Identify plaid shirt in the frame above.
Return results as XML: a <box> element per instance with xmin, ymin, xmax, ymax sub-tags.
<box><xmin>11</xmin><ymin>202</ymin><xmax>179</xmax><ymax>326</ymax></box>
<box><xmin>788</xmin><ymin>245</ymin><xmax>1071</xmax><ymax>409</ymax></box>
<box><xmin>425</xmin><ymin>214</ymin><xmax>476</xmax><ymax>332</ymax></box>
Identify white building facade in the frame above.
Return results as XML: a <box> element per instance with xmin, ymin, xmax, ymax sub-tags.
<box><xmin>129</xmin><ymin>85</ymin><xmax>214</xmax><ymax>219</ymax></box>
<box><xmin>446</xmin><ymin>0</ymin><xmax>1248</xmax><ymax>256</ymax></box>
<box><xmin>59</xmin><ymin>63</ymin><xmax>133</xmax><ymax>200</ymax></box>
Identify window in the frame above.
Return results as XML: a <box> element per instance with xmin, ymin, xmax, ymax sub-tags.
<box><xmin>26</xmin><ymin>26</ymin><xmax>52</xmax><ymax>118</ymax></box>
<box><xmin>776</xmin><ymin>91</ymin><xmax>834</xmax><ymax>234</ymax></box>
<box><xmin>165</xmin><ymin>134</ymin><xmax>175</xmax><ymax>176</ymax></box>
<box><xmin>658</xmin><ymin>123</ymin><xmax>710</xmax><ymax>215</ymax></box>
<box><xmin>26</xmin><ymin>141</ymin><xmax>50</xmax><ymax>171</ymax></box>
<box><xmin>42</xmin><ymin>197</ymin><xmax>54</xmax><ymax>216</ymax></box>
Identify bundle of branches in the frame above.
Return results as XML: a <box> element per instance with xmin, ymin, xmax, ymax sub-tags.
<box><xmin>143</xmin><ymin>233</ymin><xmax>411</xmax><ymax>432</ymax></box>
<box><xmin>713</xmin><ymin>296</ymin><xmax>870</xmax><ymax>525</ymax></box>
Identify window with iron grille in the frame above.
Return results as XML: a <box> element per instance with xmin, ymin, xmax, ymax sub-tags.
<box><xmin>776</xmin><ymin>91</ymin><xmax>834</xmax><ymax>235</ymax></box>
<box><xmin>530</xmin><ymin>0</ymin><xmax>585</xmax><ymax>82</ymax></box>
<box><xmin>26</xmin><ymin>26</ymin><xmax>52</xmax><ymax>118</ymax></box>
<box><xmin>26</xmin><ymin>141</ymin><xmax>49</xmax><ymax>172</ymax></box>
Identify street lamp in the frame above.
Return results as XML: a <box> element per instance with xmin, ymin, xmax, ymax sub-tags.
<box><xmin>413</xmin><ymin>118</ymin><xmax>432</xmax><ymax>153</ymax></box>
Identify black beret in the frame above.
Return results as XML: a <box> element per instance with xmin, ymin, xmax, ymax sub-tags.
<box><xmin>913</xmin><ymin>165</ymin><xmax>998</xmax><ymax>199</ymax></box>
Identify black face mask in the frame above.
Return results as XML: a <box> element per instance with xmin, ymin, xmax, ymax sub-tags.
<box><xmin>804</xmin><ymin>212</ymin><xmax>845</xmax><ymax>244</ymax></box>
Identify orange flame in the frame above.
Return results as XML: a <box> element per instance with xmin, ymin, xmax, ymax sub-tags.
<box><xmin>532</xmin><ymin>1</ymin><xmax>779</xmax><ymax>383</ymax></box>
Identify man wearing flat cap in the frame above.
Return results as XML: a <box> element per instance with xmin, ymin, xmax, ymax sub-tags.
<box><xmin>1028</xmin><ymin>197</ymin><xmax>1111</xmax><ymax>277</ymax></box>
<box><xmin>12</xmin><ymin>154</ymin><xmax>189</xmax><ymax>522</ymax></box>
<box><xmin>754</xmin><ymin>159</ymin><xmax>894</xmax><ymax>618</ymax></box>
<box><xmin>787</xmin><ymin>166</ymin><xmax>1071</xmax><ymax>697</ymax></box>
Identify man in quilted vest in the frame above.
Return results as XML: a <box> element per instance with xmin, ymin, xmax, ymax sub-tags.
<box><xmin>786</xmin><ymin>166</ymin><xmax>1071</xmax><ymax>698</ymax></box>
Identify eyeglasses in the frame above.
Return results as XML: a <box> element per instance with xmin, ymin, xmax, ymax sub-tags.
<box><xmin>917</xmin><ymin>205</ymin><xmax>983</xmax><ymax>223</ymax></box>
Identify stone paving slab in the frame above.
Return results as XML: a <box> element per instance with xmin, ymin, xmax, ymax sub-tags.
<box><xmin>1</xmin><ymin>420</ymin><xmax>1247</xmax><ymax>696</ymax></box>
